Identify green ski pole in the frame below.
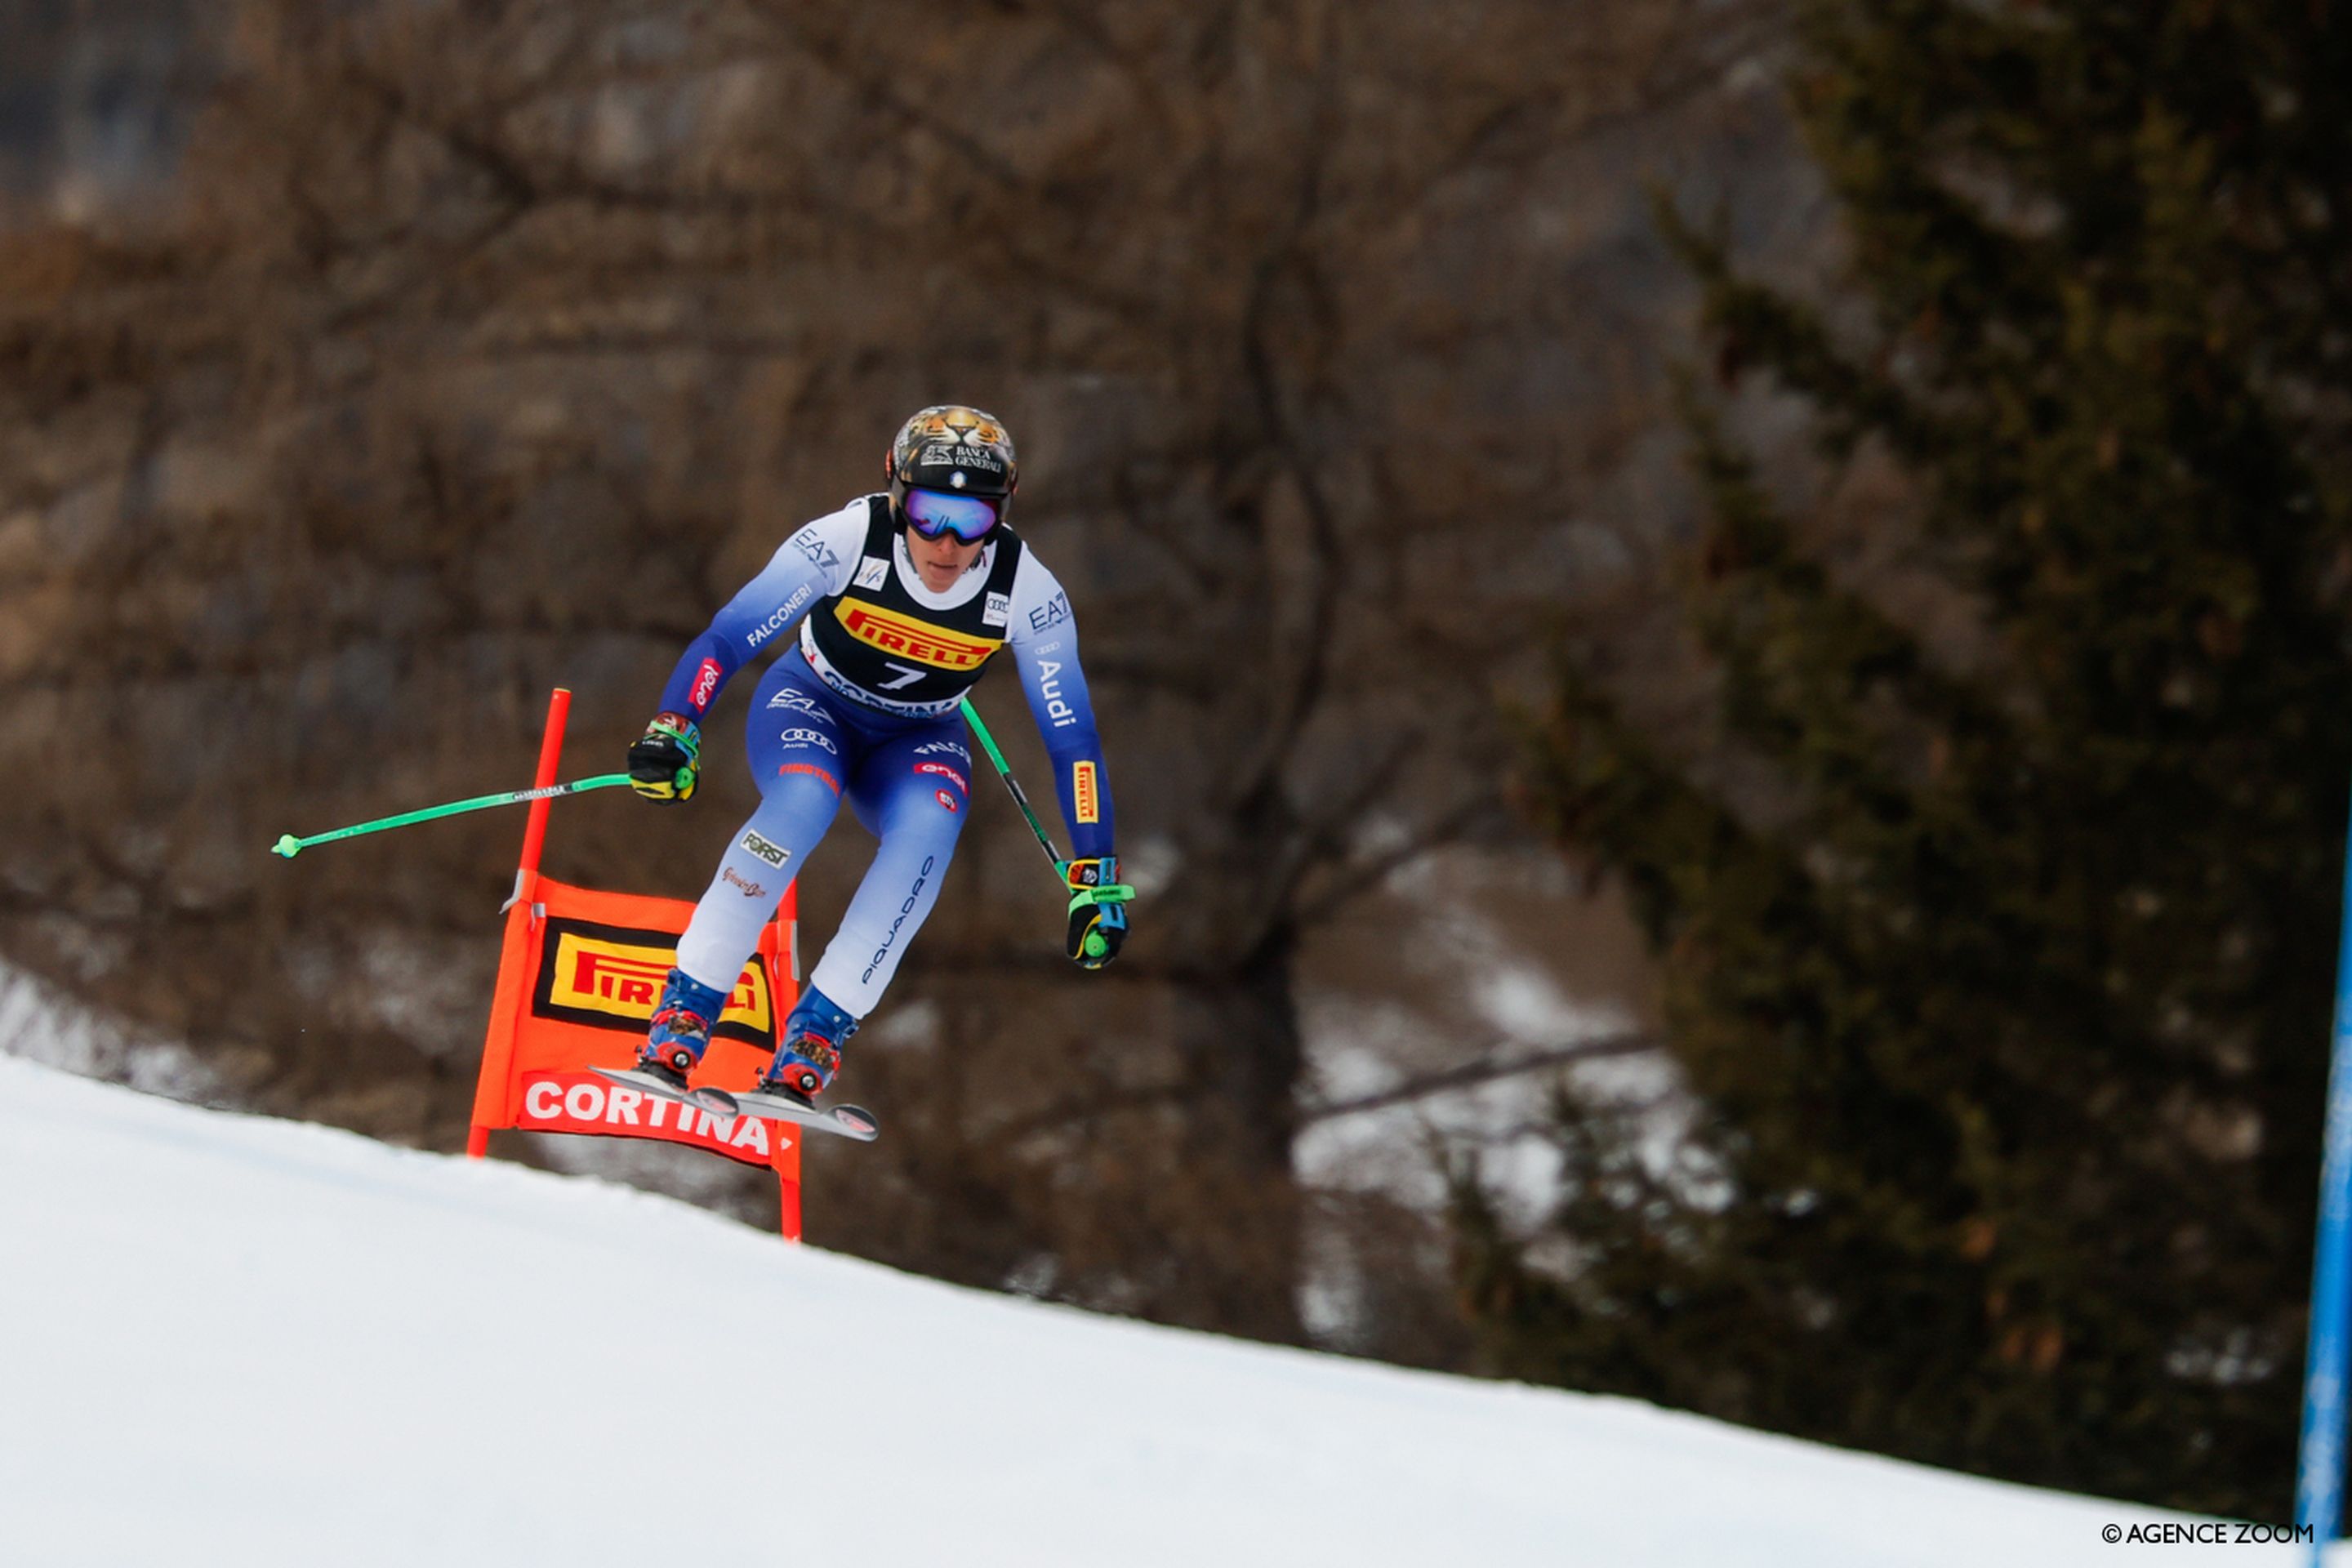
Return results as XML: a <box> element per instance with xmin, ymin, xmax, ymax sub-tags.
<box><xmin>270</xmin><ymin>773</ymin><xmax>635</xmax><ymax>859</ymax></box>
<box><xmin>958</xmin><ymin>697</ymin><xmax>1067</xmax><ymax>875</ymax></box>
<box><xmin>957</xmin><ymin>698</ymin><xmax>1133</xmax><ymax>959</ymax></box>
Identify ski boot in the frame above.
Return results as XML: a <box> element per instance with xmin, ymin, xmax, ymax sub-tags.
<box><xmin>757</xmin><ymin>986</ymin><xmax>859</xmax><ymax>1106</ymax></box>
<box><xmin>635</xmin><ymin>968</ymin><xmax>729</xmax><ymax>1093</ymax></box>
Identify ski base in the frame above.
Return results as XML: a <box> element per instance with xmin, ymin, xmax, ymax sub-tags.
<box><xmin>591</xmin><ymin>1067</ymin><xmax>880</xmax><ymax>1143</ymax></box>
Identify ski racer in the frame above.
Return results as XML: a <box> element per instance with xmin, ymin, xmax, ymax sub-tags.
<box><xmin>624</xmin><ymin>406</ymin><xmax>1126</xmax><ymax>1104</ymax></box>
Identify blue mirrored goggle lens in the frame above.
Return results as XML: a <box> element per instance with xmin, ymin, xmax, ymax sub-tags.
<box><xmin>902</xmin><ymin>488</ymin><xmax>1000</xmax><ymax>542</ymax></box>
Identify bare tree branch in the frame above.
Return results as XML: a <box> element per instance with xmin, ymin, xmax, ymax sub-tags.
<box><xmin>1298</xmin><ymin>1031</ymin><xmax>1663</xmax><ymax>1124</ymax></box>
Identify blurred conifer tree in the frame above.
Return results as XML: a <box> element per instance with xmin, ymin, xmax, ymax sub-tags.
<box><xmin>1470</xmin><ymin>0</ymin><xmax>2352</xmax><ymax>1513</ymax></box>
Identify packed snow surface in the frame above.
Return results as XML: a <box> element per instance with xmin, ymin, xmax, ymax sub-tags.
<box><xmin>0</xmin><ymin>1054</ymin><xmax>2319</xmax><ymax>1566</ymax></box>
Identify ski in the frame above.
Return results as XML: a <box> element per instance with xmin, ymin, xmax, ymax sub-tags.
<box><xmin>592</xmin><ymin>1067</ymin><xmax>743</xmax><ymax>1120</ymax></box>
<box><xmin>590</xmin><ymin>1067</ymin><xmax>880</xmax><ymax>1143</ymax></box>
<box><xmin>722</xmin><ymin>1086</ymin><xmax>881</xmax><ymax>1143</ymax></box>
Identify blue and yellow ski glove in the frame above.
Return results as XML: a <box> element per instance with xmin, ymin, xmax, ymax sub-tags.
<box><xmin>1061</xmin><ymin>856</ymin><xmax>1133</xmax><ymax>969</ymax></box>
<box><xmin>627</xmin><ymin>712</ymin><xmax>702</xmax><ymax>803</ymax></box>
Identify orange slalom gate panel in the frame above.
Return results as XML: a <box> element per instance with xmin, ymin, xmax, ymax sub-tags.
<box><xmin>467</xmin><ymin>688</ymin><xmax>806</xmax><ymax>1239</ymax></box>
<box><xmin>472</xmin><ymin>877</ymin><xmax>804</xmax><ymax>1234</ymax></box>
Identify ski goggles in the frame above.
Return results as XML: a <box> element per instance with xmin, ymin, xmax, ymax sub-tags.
<box><xmin>901</xmin><ymin>486</ymin><xmax>1003</xmax><ymax>544</ymax></box>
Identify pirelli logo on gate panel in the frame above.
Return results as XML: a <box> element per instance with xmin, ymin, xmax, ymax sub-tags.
<box><xmin>835</xmin><ymin>603</ymin><xmax>1002</xmax><ymax>671</ymax></box>
<box><xmin>529</xmin><ymin>918</ymin><xmax>775</xmax><ymax>1046</ymax></box>
<box><xmin>1072</xmin><ymin>760</ymin><xmax>1100</xmax><ymax>825</ymax></box>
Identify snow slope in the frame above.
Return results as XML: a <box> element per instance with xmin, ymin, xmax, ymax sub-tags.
<box><xmin>0</xmin><ymin>1054</ymin><xmax>2317</xmax><ymax>1566</ymax></box>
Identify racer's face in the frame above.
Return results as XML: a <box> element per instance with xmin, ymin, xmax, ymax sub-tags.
<box><xmin>906</xmin><ymin>525</ymin><xmax>985</xmax><ymax>594</ymax></box>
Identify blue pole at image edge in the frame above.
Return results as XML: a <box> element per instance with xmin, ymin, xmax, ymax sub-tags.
<box><xmin>2295</xmin><ymin>788</ymin><xmax>2352</xmax><ymax>1563</ymax></box>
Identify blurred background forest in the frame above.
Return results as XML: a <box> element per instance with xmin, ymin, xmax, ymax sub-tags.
<box><xmin>6</xmin><ymin>0</ymin><xmax>2350</xmax><ymax>1523</ymax></box>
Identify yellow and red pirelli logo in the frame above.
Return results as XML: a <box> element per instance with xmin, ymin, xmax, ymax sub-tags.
<box><xmin>1072</xmin><ymin>760</ymin><xmax>1099</xmax><ymax>825</ymax></box>
<box><xmin>530</xmin><ymin>920</ymin><xmax>773</xmax><ymax>1044</ymax></box>
<box><xmin>835</xmin><ymin>602</ymin><xmax>1002</xmax><ymax>671</ymax></box>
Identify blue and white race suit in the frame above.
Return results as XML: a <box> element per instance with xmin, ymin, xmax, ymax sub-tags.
<box><xmin>653</xmin><ymin>496</ymin><xmax>1115</xmax><ymax>1016</ymax></box>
